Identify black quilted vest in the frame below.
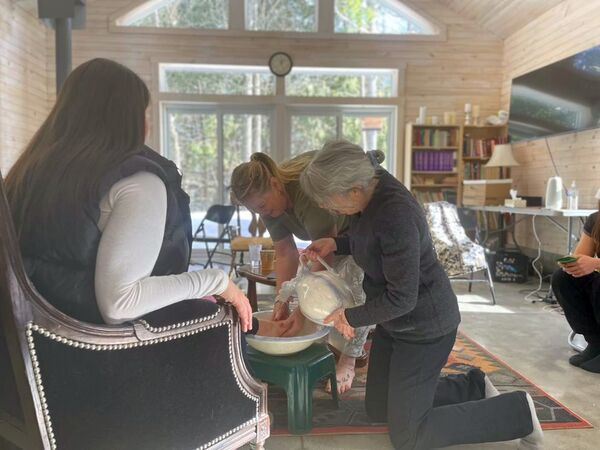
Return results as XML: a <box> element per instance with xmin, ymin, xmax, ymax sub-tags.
<box><xmin>23</xmin><ymin>146</ymin><xmax>192</xmax><ymax>324</ymax></box>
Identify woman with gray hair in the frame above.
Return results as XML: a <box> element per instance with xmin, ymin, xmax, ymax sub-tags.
<box><xmin>302</xmin><ymin>140</ymin><xmax>542</xmax><ymax>450</ymax></box>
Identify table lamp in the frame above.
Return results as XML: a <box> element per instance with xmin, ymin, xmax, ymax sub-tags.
<box><xmin>485</xmin><ymin>143</ymin><xmax>519</xmax><ymax>178</ymax></box>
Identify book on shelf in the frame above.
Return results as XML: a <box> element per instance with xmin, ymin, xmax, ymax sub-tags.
<box><xmin>413</xmin><ymin>188</ymin><xmax>457</xmax><ymax>205</ymax></box>
<box><xmin>413</xmin><ymin>129</ymin><xmax>456</xmax><ymax>147</ymax></box>
<box><xmin>462</xmin><ymin>135</ymin><xmax>508</xmax><ymax>158</ymax></box>
<box><xmin>411</xmin><ymin>174</ymin><xmax>458</xmax><ymax>185</ymax></box>
<box><xmin>413</xmin><ymin>151</ymin><xmax>455</xmax><ymax>171</ymax></box>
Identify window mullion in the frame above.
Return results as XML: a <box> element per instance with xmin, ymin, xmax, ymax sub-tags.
<box><xmin>318</xmin><ymin>0</ymin><xmax>334</xmax><ymax>33</ymax></box>
<box><xmin>217</xmin><ymin>111</ymin><xmax>226</xmax><ymax>204</ymax></box>
<box><xmin>229</xmin><ymin>0</ymin><xmax>245</xmax><ymax>30</ymax></box>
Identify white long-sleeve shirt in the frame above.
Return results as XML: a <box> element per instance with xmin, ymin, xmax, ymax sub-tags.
<box><xmin>95</xmin><ymin>171</ymin><xmax>229</xmax><ymax>324</ymax></box>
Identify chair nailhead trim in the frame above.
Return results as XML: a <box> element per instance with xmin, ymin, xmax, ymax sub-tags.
<box><xmin>138</xmin><ymin>306</ymin><xmax>221</xmax><ymax>333</ymax></box>
<box><xmin>25</xmin><ymin>318</ymin><xmax>261</xmax><ymax>449</ymax></box>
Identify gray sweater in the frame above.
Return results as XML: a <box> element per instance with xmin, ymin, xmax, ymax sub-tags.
<box><xmin>336</xmin><ymin>169</ymin><xmax>460</xmax><ymax>340</ymax></box>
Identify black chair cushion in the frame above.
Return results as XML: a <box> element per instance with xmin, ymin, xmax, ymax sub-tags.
<box><xmin>33</xmin><ymin>323</ymin><xmax>256</xmax><ymax>450</ymax></box>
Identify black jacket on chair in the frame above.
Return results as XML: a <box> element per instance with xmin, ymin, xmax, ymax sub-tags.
<box><xmin>21</xmin><ymin>146</ymin><xmax>193</xmax><ymax>324</ymax></box>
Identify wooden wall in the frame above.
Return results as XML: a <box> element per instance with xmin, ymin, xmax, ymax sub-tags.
<box><xmin>65</xmin><ymin>0</ymin><xmax>504</xmax><ymax>176</ymax></box>
<box><xmin>502</xmin><ymin>0</ymin><xmax>600</xmax><ymax>257</ymax></box>
<box><xmin>0</xmin><ymin>0</ymin><xmax>50</xmax><ymax>175</ymax></box>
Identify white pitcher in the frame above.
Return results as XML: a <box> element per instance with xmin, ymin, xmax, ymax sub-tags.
<box><xmin>545</xmin><ymin>176</ymin><xmax>563</xmax><ymax>210</ymax></box>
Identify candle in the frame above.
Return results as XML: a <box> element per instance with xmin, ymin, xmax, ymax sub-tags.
<box><xmin>419</xmin><ymin>106</ymin><xmax>427</xmax><ymax>122</ymax></box>
<box><xmin>464</xmin><ymin>103</ymin><xmax>472</xmax><ymax>113</ymax></box>
<box><xmin>473</xmin><ymin>105</ymin><xmax>480</xmax><ymax>116</ymax></box>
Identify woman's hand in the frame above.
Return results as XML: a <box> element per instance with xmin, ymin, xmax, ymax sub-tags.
<box><xmin>324</xmin><ymin>308</ymin><xmax>355</xmax><ymax>340</ymax></box>
<box><xmin>562</xmin><ymin>255</ymin><xmax>600</xmax><ymax>278</ymax></box>
<box><xmin>271</xmin><ymin>297</ymin><xmax>291</xmax><ymax>320</ymax></box>
<box><xmin>305</xmin><ymin>238</ymin><xmax>337</xmax><ymax>261</ymax></box>
<box><xmin>281</xmin><ymin>308</ymin><xmax>306</xmax><ymax>337</ymax></box>
<box><xmin>219</xmin><ymin>280</ymin><xmax>253</xmax><ymax>332</ymax></box>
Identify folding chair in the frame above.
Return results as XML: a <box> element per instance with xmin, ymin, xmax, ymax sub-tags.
<box><xmin>192</xmin><ymin>204</ymin><xmax>236</xmax><ymax>269</ymax></box>
<box><xmin>424</xmin><ymin>201</ymin><xmax>497</xmax><ymax>305</ymax></box>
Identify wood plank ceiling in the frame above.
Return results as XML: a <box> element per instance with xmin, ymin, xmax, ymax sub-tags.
<box><xmin>437</xmin><ymin>0</ymin><xmax>566</xmax><ymax>38</ymax></box>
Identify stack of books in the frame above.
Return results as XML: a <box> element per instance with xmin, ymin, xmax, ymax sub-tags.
<box><xmin>463</xmin><ymin>135</ymin><xmax>508</xmax><ymax>158</ymax></box>
<box><xmin>413</xmin><ymin>151</ymin><xmax>455</xmax><ymax>171</ymax></box>
<box><xmin>413</xmin><ymin>129</ymin><xmax>456</xmax><ymax>147</ymax></box>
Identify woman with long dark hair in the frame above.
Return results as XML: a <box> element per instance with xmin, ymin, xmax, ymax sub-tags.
<box><xmin>553</xmin><ymin>193</ymin><xmax>600</xmax><ymax>373</ymax></box>
<box><xmin>5</xmin><ymin>58</ymin><xmax>284</xmax><ymax>336</ymax></box>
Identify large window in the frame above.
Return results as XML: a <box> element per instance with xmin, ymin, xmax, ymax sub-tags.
<box><xmin>163</xmin><ymin>105</ymin><xmax>272</xmax><ymax>214</ymax></box>
<box><xmin>159</xmin><ymin>64</ymin><xmax>399</xmax><ymax>227</ymax></box>
<box><xmin>118</xmin><ymin>0</ymin><xmax>438</xmax><ymax>37</ymax></box>
<box><xmin>287</xmin><ymin>67</ymin><xmax>396</xmax><ymax>97</ymax></box>
<box><xmin>290</xmin><ymin>108</ymin><xmax>393</xmax><ymax>171</ymax></box>
<box><xmin>160</xmin><ymin>64</ymin><xmax>276</xmax><ymax>95</ymax></box>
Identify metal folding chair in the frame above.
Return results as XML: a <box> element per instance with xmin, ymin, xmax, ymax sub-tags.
<box><xmin>192</xmin><ymin>204</ymin><xmax>236</xmax><ymax>269</ymax></box>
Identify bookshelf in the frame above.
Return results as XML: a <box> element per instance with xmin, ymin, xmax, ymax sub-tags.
<box><xmin>461</xmin><ymin>125</ymin><xmax>508</xmax><ymax>234</ymax></box>
<box><xmin>404</xmin><ymin>124</ymin><xmax>461</xmax><ymax>206</ymax></box>
<box><xmin>461</xmin><ymin>125</ymin><xmax>508</xmax><ymax>181</ymax></box>
<box><xmin>404</xmin><ymin>123</ymin><xmax>509</xmax><ymax>207</ymax></box>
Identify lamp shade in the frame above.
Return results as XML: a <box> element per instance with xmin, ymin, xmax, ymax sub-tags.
<box><xmin>485</xmin><ymin>144</ymin><xmax>519</xmax><ymax>168</ymax></box>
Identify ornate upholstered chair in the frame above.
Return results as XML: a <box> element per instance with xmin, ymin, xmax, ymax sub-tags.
<box><xmin>424</xmin><ymin>201</ymin><xmax>496</xmax><ymax>305</ymax></box>
<box><xmin>0</xmin><ymin>173</ymin><xmax>269</xmax><ymax>450</ymax></box>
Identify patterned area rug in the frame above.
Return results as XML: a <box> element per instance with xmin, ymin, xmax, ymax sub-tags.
<box><xmin>270</xmin><ymin>331</ymin><xmax>592</xmax><ymax>436</ymax></box>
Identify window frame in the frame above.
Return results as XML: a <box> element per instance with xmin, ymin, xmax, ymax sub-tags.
<box><xmin>152</xmin><ymin>58</ymin><xmax>405</xmax><ymax>182</ymax></box>
<box><xmin>110</xmin><ymin>0</ymin><xmax>446</xmax><ymax>42</ymax></box>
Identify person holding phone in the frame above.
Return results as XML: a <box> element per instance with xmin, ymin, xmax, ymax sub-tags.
<box><xmin>552</xmin><ymin>200</ymin><xmax>600</xmax><ymax>373</ymax></box>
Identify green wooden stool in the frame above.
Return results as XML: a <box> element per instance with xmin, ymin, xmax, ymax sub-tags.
<box><xmin>247</xmin><ymin>343</ymin><xmax>339</xmax><ymax>434</ymax></box>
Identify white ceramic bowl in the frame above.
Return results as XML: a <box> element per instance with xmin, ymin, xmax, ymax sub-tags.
<box><xmin>245</xmin><ymin>310</ymin><xmax>329</xmax><ymax>356</ymax></box>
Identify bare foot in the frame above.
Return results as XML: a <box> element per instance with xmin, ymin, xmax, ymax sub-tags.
<box><xmin>326</xmin><ymin>354</ymin><xmax>356</xmax><ymax>395</ymax></box>
<box><xmin>256</xmin><ymin>319</ymin><xmax>290</xmax><ymax>337</ymax></box>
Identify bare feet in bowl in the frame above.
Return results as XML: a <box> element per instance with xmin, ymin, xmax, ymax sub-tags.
<box><xmin>326</xmin><ymin>354</ymin><xmax>356</xmax><ymax>395</ymax></box>
<box><xmin>257</xmin><ymin>319</ymin><xmax>294</xmax><ymax>337</ymax></box>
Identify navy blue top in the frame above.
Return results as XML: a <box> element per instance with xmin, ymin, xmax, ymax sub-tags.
<box><xmin>335</xmin><ymin>169</ymin><xmax>460</xmax><ymax>340</ymax></box>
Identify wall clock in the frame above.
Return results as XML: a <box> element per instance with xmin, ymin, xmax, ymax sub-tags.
<box><xmin>268</xmin><ymin>52</ymin><xmax>293</xmax><ymax>77</ymax></box>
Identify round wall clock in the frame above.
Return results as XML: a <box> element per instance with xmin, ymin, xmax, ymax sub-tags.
<box><xmin>268</xmin><ymin>52</ymin><xmax>293</xmax><ymax>77</ymax></box>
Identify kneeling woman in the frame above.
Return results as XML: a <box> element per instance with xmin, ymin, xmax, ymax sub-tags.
<box><xmin>302</xmin><ymin>140</ymin><xmax>542</xmax><ymax>450</ymax></box>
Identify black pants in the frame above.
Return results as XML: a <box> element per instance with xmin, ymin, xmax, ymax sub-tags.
<box><xmin>365</xmin><ymin>326</ymin><xmax>533</xmax><ymax>450</ymax></box>
<box><xmin>552</xmin><ymin>269</ymin><xmax>600</xmax><ymax>345</ymax></box>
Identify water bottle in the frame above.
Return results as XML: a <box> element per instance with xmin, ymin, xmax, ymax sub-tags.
<box><xmin>567</xmin><ymin>180</ymin><xmax>579</xmax><ymax>210</ymax></box>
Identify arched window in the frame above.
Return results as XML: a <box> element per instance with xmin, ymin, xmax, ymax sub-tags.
<box><xmin>116</xmin><ymin>0</ymin><xmax>438</xmax><ymax>36</ymax></box>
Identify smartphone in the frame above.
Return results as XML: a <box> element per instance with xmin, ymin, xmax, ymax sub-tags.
<box><xmin>556</xmin><ymin>255</ymin><xmax>579</xmax><ymax>264</ymax></box>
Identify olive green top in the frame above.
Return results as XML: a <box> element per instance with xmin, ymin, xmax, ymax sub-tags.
<box><xmin>262</xmin><ymin>180</ymin><xmax>349</xmax><ymax>242</ymax></box>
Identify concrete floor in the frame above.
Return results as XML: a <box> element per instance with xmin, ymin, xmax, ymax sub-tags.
<box><xmin>252</xmin><ymin>280</ymin><xmax>600</xmax><ymax>450</ymax></box>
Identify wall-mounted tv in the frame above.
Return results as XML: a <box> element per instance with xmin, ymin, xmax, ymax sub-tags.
<box><xmin>509</xmin><ymin>44</ymin><xmax>600</xmax><ymax>142</ymax></box>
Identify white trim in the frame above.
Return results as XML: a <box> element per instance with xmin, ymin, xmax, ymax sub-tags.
<box><xmin>463</xmin><ymin>179</ymin><xmax>513</xmax><ymax>185</ymax></box>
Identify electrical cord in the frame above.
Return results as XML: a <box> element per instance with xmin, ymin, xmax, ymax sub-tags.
<box><xmin>524</xmin><ymin>214</ymin><xmax>545</xmax><ymax>302</ymax></box>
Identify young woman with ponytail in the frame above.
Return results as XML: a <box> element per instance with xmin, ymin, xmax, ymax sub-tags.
<box><xmin>230</xmin><ymin>149</ymin><xmax>384</xmax><ymax>394</ymax></box>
